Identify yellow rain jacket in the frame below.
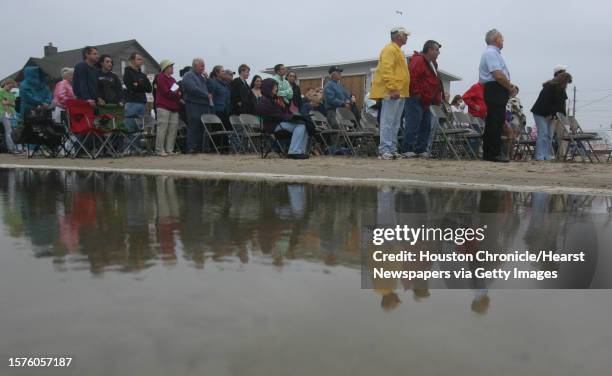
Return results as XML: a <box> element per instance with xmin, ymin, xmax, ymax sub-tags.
<box><xmin>370</xmin><ymin>43</ymin><xmax>410</xmax><ymax>99</ymax></box>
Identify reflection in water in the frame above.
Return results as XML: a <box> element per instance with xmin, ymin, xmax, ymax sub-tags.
<box><xmin>1</xmin><ymin>169</ymin><xmax>612</xmax><ymax>376</ymax></box>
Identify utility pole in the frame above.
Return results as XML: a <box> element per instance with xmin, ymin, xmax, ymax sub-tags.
<box><xmin>572</xmin><ymin>86</ymin><xmax>577</xmax><ymax>116</ymax></box>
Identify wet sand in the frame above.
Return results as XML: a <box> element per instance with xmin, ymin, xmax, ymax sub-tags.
<box><xmin>1</xmin><ymin>154</ymin><xmax>612</xmax><ymax>195</ymax></box>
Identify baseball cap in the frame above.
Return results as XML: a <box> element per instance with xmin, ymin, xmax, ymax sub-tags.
<box><xmin>553</xmin><ymin>65</ymin><xmax>568</xmax><ymax>74</ymax></box>
<box><xmin>328</xmin><ymin>66</ymin><xmax>343</xmax><ymax>74</ymax></box>
<box><xmin>390</xmin><ymin>26</ymin><xmax>411</xmax><ymax>36</ymax></box>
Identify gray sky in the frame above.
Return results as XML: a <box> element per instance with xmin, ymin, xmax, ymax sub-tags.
<box><xmin>3</xmin><ymin>0</ymin><xmax>612</xmax><ymax>130</ymax></box>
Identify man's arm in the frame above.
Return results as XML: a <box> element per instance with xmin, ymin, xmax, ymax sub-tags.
<box><xmin>492</xmin><ymin>70</ymin><xmax>518</xmax><ymax>96</ymax></box>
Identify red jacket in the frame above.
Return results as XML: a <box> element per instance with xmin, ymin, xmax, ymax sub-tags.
<box><xmin>408</xmin><ymin>52</ymin><xmax>443</xmax><ymax>106</ymax></box>
<box><xmin>155</xmin><ymin>73</ymin><xmax>182</xmax><ymax>112</ymax></box>
<box><xmin>462</xmin><ymin>83</ymin><xmax>487</xmax><ymax>119</ymax></box>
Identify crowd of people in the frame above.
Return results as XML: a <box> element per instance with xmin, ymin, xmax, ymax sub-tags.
<box><xmin>0</xmin><ymin>27</ymin><xmax>573</xmax><ymax>162</ymax></box>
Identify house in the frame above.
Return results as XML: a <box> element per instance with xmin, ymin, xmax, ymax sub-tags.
<box><xmin>3</xmin><ymin>39</ymin><xmax>160</xmax><ymax>86</ymax></box>
<box><xmin>262</xmin><ymin>58</ymin><xmax>461</xmax><ymax>109</ymax></box>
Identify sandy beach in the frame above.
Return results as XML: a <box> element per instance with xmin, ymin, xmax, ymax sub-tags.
<box><xmin>2</xmin><ymin>154</ymin><xmax>612</xmax><ymax>195</ymax></box>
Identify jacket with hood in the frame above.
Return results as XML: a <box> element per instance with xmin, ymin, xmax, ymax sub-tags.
<box><xmin>123</xmin><ymin>66</ymin><xmax>152</xmax><ymax>103</ymax></box>
<box><xmin>370</xmin><ymin>42</ymin><xmax>410</xmax><ymax>99</ymax></box>
<box><xmin>19</xmin><ymin>66</ymin><xmax>52</xmax><ymax>120</ymax></box>
<box><xmin>256</xmin><ymin>78</ymin><xmax>293</xmax><ymax>134</ymax></box>
<box><xmin>462</xmin><ymin>82</ymin><xmax>487</xmax><ymax>118</ymax></box>
<box><xmin>408</xmin><ymin>51</ymin><xmax>443</xmax><ymax>106</ymax></box>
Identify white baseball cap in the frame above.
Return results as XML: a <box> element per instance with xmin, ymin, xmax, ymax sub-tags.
<box><xmin>553</xmin><ymin>65</ymin><xmax>568</xmax><ymax>74</ymax></box>
<box><xmin>391</xmin><ymin>27</ymin><xmax>411</xmax><ymax>36</ymax></box>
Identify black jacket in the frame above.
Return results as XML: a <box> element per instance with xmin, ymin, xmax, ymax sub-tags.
<box><xmin>97</xmin><ymin>71</ymin><xmax>123</xmax><ymax>104</ymax></box>
<box><xmin>290</xmin><ymin>82</ymin><xmax>302</xmax><ymax>111</ymax></box>
<box><xmin>531</xmin><ymin>83</ymin><xmax>567</xmax><ymax>117</ymax></box>
<box><xmin>123</xmin><ymin>66</ymin><xmax>152</xmax><ymax>103</ymax></box>
<box><xmin>230</xmin><ymin>77</ymin><xmax>255</xmax><ymax>115</ymax></box>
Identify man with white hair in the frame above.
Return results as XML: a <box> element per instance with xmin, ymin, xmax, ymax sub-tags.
<box><xmin>370</xmin><ymin>26</ymin><xmax>411</xmax><ymax>160</ymax></box>
<box><xmin>479</xmin><ymin>29</ymin><xmax>519</xmax><ymax>162</ymax></box>
<box><xmin>181</xmin><ymin>58</ymin><xmax>213</xmax><ymax>153</ymax></box>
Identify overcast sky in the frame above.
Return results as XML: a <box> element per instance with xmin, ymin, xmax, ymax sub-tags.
<box><xmin>3</xmin><ymin>0</ymin><xmax>612</xmax><ymax>130</ymax></box>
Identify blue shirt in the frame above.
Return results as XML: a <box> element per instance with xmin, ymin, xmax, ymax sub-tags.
<box><xmin>208</xmin><ymin>78</ymin><xmax>231</xmax><ymax>113</ymax></box>
<box><xmin>323</xmin><ymin>80</ymin><xmax>350</xmax><ymax>110</ymax></box>
<box><xmin>181</xmin><ymin>70</ymin><xmax>211</xmax><ymax>105</ymax></box>
<box><xmin>479</xmin><ymin>45</ymin><xmax>510</xmax><ymax>83</ymax></box>
<box><xmin>73</xmin><ymin>61</ymin><xmax>99</xmax><ymax>100</ymax></box>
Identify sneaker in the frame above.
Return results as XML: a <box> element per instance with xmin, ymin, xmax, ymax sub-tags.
<box><xmin>417</xmin><ymin>152</ymin><xmax>430</xmax><ymax>158</ymax></box>
<box><xmin>401</xmin><ymin>151</ymin><xmax>417</xmax><ymax>158</ymax></box>
<box><xmin>379</xmin><ymin>153</ymin><xmax>395</xmax><ymax>160</ymax></box>
<box><xmin>393</xmin><ymin>152</ymin><xmax>406</xmax><ymax>159</ymax></box>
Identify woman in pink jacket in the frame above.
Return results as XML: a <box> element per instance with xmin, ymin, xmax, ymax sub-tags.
<box><xmin>52</xmin><ymin>67</ymin><xmax>75</xmax><ymax>123</ymax></box>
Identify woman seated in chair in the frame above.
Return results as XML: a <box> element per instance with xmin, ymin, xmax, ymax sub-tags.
<box><xmin>256</xmin><ymin>78</ymin><xmax>309</xmax><ymax>159</ymax></box>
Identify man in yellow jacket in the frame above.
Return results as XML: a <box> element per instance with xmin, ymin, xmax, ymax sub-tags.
<box><xmin>370</xmin><ymin>27</ymin><xmax>411</xmax><ymax>160</ymax></box>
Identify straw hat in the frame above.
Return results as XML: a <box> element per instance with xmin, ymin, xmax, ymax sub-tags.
<box><xmin>159</xmin><ymin>59</ymin><xmax>175</xmax><ymax>72</ymax></box>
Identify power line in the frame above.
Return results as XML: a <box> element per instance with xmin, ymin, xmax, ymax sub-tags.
<box><xmin>577</xmin><ymin>93</ymin><xmax>612</xmax><ymax>110</ymax></box>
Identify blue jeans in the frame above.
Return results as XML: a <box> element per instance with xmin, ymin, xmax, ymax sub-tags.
<box><xmin>276</xmin><ymin>122</ymin><xmax>308</xmax><ymax>155</ymax></box>
<box><xmin>124</xmin><ymin>102</ymin><xmax>146</xmax><ymax>152</ymax></box>
<box><xmin>185</xmin><ymin>102</ymin><xmax>211</xmax><ymax>152</ymax></box>
<box><xmin>402</xmin><ymin>97</ymin><xmax>432</xmax><ymax>153</ymax></box>
<box><xmin>534</xmin><ymin>114</ymin><xmax>552</xmax><ymax>160</ymax></box>
<box><xmin>3</xmin><ymin>116</ymin><xmax>16</xmax><ymax>153</ymax></box>
<box><xmin>378</xmin><ymin>98</ymin><xmax>404</xmax><ymax>155</ymax></box>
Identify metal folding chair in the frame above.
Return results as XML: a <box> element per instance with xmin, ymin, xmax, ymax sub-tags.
<box><xmin>429</xmin><ymin>105</ymin><xmax>470</xmax><ymax>160</ymax></box>
<box><xmin>556</xmin><ymin>112</ymin><xmax>599</xmax><ymax>163</ymax></box>
<box><xmin>200</xmin><ymin>114</ymin><xmax>240</xmax><ymax>154</ymax></box>
<box><xmin>239</xmin><ymin>114</ymin><xmax>265</xmax><ymax>154</ymax></box>
<box><xmin>335</xmin><ymin>107</ymin><xmax>377</xmax><ymax>156</ymax></box>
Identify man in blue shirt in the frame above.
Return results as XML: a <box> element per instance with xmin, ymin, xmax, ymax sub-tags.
<box><xmin>323</xmin><ymin>66</ymin><xmax>350</xmax><ymax>127</ymax></box>
<box><xmin>73</xmin><ymin>46</ymin><xmax>100</xmax><ymax>107</ymax></box>
<box><xmin>182</xmin><ymin>58</ymin><xmax>213</xmax><ymax>153</ymax></box>
<box><xmin>479</xmin><ymin>29</ymin><xmax>519</xmax><ymax>162</ymax></box>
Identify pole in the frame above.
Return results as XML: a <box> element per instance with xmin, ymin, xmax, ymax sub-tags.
<box><xmin>572</xmin><ymin>86</ymin><xmax>577</xmax><ymax>116</ymax></box>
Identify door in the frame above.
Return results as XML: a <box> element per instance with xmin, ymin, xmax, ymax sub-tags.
<box><xmin>340</xmin><ymin>75</ymin><xmax>365</xmax><ymax>110</ymax></box>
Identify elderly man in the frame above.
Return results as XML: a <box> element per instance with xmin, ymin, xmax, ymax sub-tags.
<box><xmin>323</xmin><ymin>66</ymin><xmax>350</xmax><ymax>126</ymax></box>
<box><xmin>182</xmin><ymin>58</ymin><xmax>213</xmax><ymax>153</ymax></box>
<box><xmin>402</xmin><ymin>40</ymin><xmax>443</xmax><ymax>158</ymax></box>
<box><xmin>479</xmin><ymin>29</ymin><xmax>519</xmax><ymax>162</ymax></box>
<box><xmin>370</xmin><ymin>27</ymin><xmax>411</xmax><ymax>160</ymax></box>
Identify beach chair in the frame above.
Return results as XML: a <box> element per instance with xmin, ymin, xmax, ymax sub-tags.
<box><xmin>65</xmin><ymin>99</ymin><xmax>106</xmax><ymax>159</ymax></box>
<box><xmin>22</xmin><ymin>108</ymin><xmax>66</xmax><ymax>158</ymax></box>
<box><xmin>201</xmin><ymin>114</ymin><xmax>240</xmax><ymax>154</ymax></box>
<box><xmin>555</xmin><ymin>112</ymin><xmax>599</xmax><ymax>163</ymax></box>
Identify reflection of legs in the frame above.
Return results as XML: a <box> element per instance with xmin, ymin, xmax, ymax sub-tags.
<box><xmin>287</xmin><ymin>185</ymin><xmax>305</xmax><ymax>217</ymax></box>
<box><xmin>276</xmin><ymin>122</ymin><xmax>308</xmax><ymax>155</ymax></box>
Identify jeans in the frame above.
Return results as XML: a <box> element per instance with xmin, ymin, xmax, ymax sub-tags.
<box><xmin>155</xmin><ymin>108</ymin><xmax>179</xmax><ymax>154</ymax></box>
<box><xmin>276</xmin><ymin>122</ymin><xmax>308</xmax><ymax>155</ymax></box>
<box><xmin>124</xmin><ymin>102</ymin><xmax>146</xmax><ymax>152</ymax></box>
<box><xmin>402</xmin><ymin>97</ymin><xmax>432</xmax><ymax>153</ymax></box>
<box><xmin>378</xmin><ymin>98</ymin><xmax>404</xmax><ymax>155</ymax></box>
<box><xmin>185</xmin><ymin>102</ymin><xmax>211</xmax><ymax>152</ymax></box>
<box><xmin>534</xmin><ymin>114</ymin><xmax>552</xmax><ymax>160</ymax></box>
<box><xmin>2</xmin><ymin>115</ymin><xmax>16</xmax><ymax>153</ymax></box>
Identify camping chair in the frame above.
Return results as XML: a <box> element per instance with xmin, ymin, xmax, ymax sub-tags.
<box><xmin>64</xmin><ymin>99</ymin><xmax>101</xmax><ymax>159</ymax></box>
<box><xmin>22</xmin><ymin>108</ymin><xmax>66</xmax><ymax>158</ymax></box>
<box><xmin>94</xmin><ymin>104</ymin><xmax>124</xmax><ymax>158</ymax></box>
<box><xmin>239</xmin><ymin>114</ymin><xmax>265</xmax><ymax>154</ymax></box>
<box><xmin>200</xmin><ymin>114</ymin><xmax>240</xmax><ymax>154</ymax></box>
<box><xmin>555</xmin><ymin>112</ymin><xmax>599</xmax><ymax>163</ymax></box>
<box><xmin>335</xmin><ymin>107</ymin><xmax>377</xmax><ymax>156</ymax></box>
<box><xmin>429</xmin><ymin>105</ymin><xmax>470</xmax><ymax>160</ymax></box>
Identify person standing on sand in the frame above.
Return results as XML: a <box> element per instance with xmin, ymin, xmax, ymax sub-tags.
<box><xmin>479</xmin><ymin>29</ymin><xmax>519</xmax><ymax>163</ymax></box>
<box><xmin>370</xmin><ymin>26</ymin><xmax>411</xmax><ymax>160</ymax></box>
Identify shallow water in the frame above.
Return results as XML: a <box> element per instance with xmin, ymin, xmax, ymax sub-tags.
<box><xmin>0</xmin><ymin>169</ymin><xmax>610</xmax><ymax>376</ymax></box>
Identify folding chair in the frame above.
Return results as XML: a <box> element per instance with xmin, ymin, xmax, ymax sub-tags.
<box><xmin>200</xmin><ymin>114</ymin><xmax>240</xmax><ymax>154</ymax></box>
<box><xmin>239</xmin><ymin>114</ymin><xmax>265</xmax><ymax>154</ymax></box>
<box><xmin>65</xmin><ymin>99</ymin><xmax>99</xmax><ymax>159</ymax></box>
<box><xmin>429</xmin><ymin>105</ymin><xmax>470</xmax><ymax>159</ymax></box>
<box><xmin>335</xmin><ymin>107</ymin><xmax>377</xmax><ymax>156</ymax></box>
<box><xmin>451</xmin><ymin>111</ymin><xmax>481</xmax><ymax>159</ymax></box>
<box><xmin>23</xmin><ymin>109</ymin><xmax>66</xmax><ymax>158</ymax></box>
<box><xmin>230</xmin><ymin>115</ymin><xmax>256</xmax><ymax>153</ymax></box>
<box><xmin>556</xmin><ymin>112</ymin><xmax>599</xmax><ymax>163</ymax></box>
<box><xmin>309</xmin><ymin>110</ymin><xmax>344</xmax><ymax>155</ymax></box>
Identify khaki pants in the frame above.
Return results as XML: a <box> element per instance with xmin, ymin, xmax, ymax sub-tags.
<box><xmin>155</xmin><ymin>108</ymin><xmax>179</xmax><ymax>154</ymax></box>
